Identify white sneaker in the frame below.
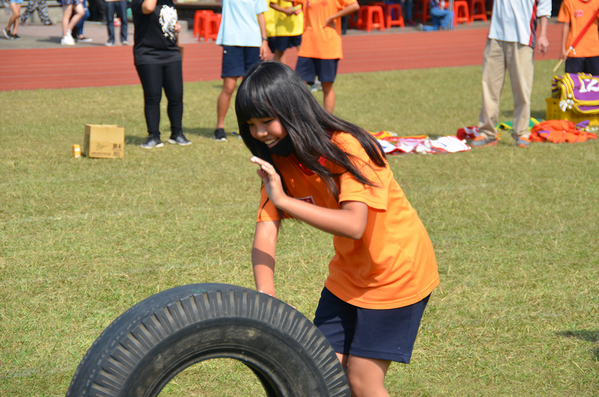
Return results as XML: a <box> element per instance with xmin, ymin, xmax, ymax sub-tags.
<box><xmin>61</xmin><ymin>35</ymin><xmax>75</xmax><ymax>45</ymax></box>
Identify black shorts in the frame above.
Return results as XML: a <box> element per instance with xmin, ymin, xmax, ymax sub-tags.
<box><xmin>295</xmin><ymin>57</ymin><xmax>339</xmax><ymax>84</ymax></box>
<box><xmin>565</xmin><ymin>56</ymin><xmax>599</xmax><ymax>76</ymax></box>
<box><xmin>221</xmin><ymin>45</ymin><xmax>260</xmax><ymax>78</ymax></box>
<box><xmin>314</xmin><ymin>288</ymin><xmax>430</xmax><ymax>364</ymax></box>
<box><xmin>273</xmin><ymin>35</ymin><xmax>302</xmax><ymax>52</ymax></box>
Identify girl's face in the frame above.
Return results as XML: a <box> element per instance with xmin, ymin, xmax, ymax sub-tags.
<box><xmin>247</xmin><ymin>117</ymin><xmax>288</xmax><ymax>148</ymax></box>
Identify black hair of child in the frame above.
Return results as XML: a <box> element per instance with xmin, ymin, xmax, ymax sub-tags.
<box><xmin>235</xmin><ymin>61</ymin><xmax>386</xmax><ymax>201</ymax></box>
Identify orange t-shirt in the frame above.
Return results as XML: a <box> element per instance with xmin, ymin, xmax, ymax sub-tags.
<box><xmin>256</xmin><ymin>132</ymin><xmax>439</xmax><ymax>309</ymax></box>
<box><xmin>558</xmin><ymin>0</ymin><xmax>599</xmax><ymax>58</ymax></box>
<box><xmin>295</xmin><ymin>0</ymin><xmax>356</xmax><ymax>59</ymax></box>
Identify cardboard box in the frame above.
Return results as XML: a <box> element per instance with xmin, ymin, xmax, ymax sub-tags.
<box><xmin>83</xmin><ymin>124</ymin><xmax>125</xmax><ymax>159</ymax></box>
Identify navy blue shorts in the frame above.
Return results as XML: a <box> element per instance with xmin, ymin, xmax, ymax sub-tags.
<box><xmin>565</xmin><ymin>56</ymin><xmax>599</xmax><ymax>76</ymax></box>
<box><xmin>267</xmin><ymin>37</ymin><xmax>277</xmax><ymax>54</ymax></box>
<box><xmin>221</xmin><ymin>46</ymin><xmax>260</xmax><ymax>78</ymax></box>
<box><xmin>295</xmin><ymin>57</ymin><xmax>339</xmax><ymax>84</ymax></box>
<box><xmin>273</xmin><ymin>35</ymin><xmax>302</xmax><ymax>52</ymax></box>
<box><xmin>314</xmin><ymin>288</ymin><xmax>430</xmax><ymax>363</ymax></box>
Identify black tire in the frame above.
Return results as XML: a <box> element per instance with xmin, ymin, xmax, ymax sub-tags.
<box><xmin>65</xmin><ymin>283</ymin><xmax>350</xmax><ymax>397</ymax></box>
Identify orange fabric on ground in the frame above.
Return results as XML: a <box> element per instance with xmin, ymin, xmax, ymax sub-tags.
<box><xmin>558</xmin><ymin>0</ymin><xmax>599</xmax><ymax>57</ymax></box>
<box><xmin>295</xmin><ymin>0</ymin><xmax>356</xmax><ymax>59</ymax></box>
<box><xmin>530</xmin><ymin>119</ymin><xmax>598</xmax><ymax>142</ymax></box>
<box><xmin>256</xmin><ymin>132</ymin><xmax>439</xmax><ymax>309</ymax></box>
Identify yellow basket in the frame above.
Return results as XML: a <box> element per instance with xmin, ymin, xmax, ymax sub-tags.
<box><xmin>546</xmin><ymin>97</ymin><xmax>599</xmax><ymax>125</ymax></box>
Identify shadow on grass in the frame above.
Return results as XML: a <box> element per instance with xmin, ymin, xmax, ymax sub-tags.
<box><xmin>183</xmin><ymin>127</ymin><xmax>219</xmax><ymax>138</ymax></box>
<box><xmin>556</xmin><ymin>330</ymin><xmax>599</xmax><ymax>361</ymax></box>
<box><xmin>126</xmin><ymin>136</ymin><xmax>146</xmax><ymax>145</ymax></box>
<box><xmin>124</xmin><ymin>128</ymin><xmax>217</xmax><ymax>145</ymax></box>
<box><xmin>498</xmin><ymin>110</ymin><xmax>547</xmax><ymax>121</ymax></box>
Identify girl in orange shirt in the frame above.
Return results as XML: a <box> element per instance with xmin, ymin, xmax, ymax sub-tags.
<box><xmin>235</xmin><ymin>61</ymin><xmax>439</xmax><ymax>397</ymax></box>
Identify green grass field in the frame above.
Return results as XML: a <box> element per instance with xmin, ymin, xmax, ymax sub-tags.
<box><xmin>1</xmin><ymin>59</ymin><xmax>597</xmax><ymax>396</ymax></box>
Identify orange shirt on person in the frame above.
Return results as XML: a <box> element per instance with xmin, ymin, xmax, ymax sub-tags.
<box><xmin>256</xmin><ymin>132</ymin><xmax>439</xmax><ymax>310</ymax></box>
<box><xmin>558</xmin><ymin>0</ymin><xmax>599</xmax><ymax>58</ymax></box>
<box><xmin>295</xmin><ymin>0</ymin><xmax>357</xmax><ymax>59</ymax></box>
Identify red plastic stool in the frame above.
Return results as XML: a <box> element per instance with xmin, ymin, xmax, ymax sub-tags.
<box><xmin>385</xmin><ymin>3</ymin><xmax>404</xmax><ymax>28</ymax></box>
<box><xmin>193</xmin><ymin>10</ymin><xmax>214</xmax><ymax>39</ymax></box>
<box><xmin>201</xmin><ymin>13</ymin><xmax>221</xmax><ymax>41</ymax></box>
<box><xmin>469</xmin><ymin>0</ymin><xmax>487</xmax><ymax>22</ymax></box>
<box><xmin>414</xmin><ymin>0</ymin><xmax>429</xmax><ymax>23</ymax></box>
<box><xmin>453</xmin><ymin>0</ymin><xmax>470</xmax><ymax>26</ymax></box>
<box><xmin>359</xmin><ymin>5</ymin><xmax>385</xmax><ymax>32</ymax></box>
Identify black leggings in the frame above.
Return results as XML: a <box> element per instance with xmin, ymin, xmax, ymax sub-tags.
<box><xmin>135</xmin><ymin>60</ymin><xmax>183</xmax><ymax>138</ymax></box>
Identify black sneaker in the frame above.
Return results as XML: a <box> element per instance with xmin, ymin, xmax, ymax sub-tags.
<box><xmin>140</xmin><ymin>136</ymin><xmax>164</xmax><ymax>149</ymax></box>
<box><xmin>213</xmin><ymin>128</ymin><xmax>227</xmax><ymax>141</ymax></box>
<box><xmin>168</xmin><ymin>134</ymin><xmax>192</xmax><ymax>146</ymax></box>
<box><xmin>3</xmin><ymin>28</ymin><xmax>12</xmax><ymax>40</ymax></box>
<box><xmin>11</xmin><ymin>33</ymin><xmax>22</xmax><ymax>40</ymax></box>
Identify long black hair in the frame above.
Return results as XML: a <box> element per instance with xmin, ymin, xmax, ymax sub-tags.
<box><xmin>235</xmin><ymin>61</ymin><xmax>386</xmax><ymax>200</ymax></box>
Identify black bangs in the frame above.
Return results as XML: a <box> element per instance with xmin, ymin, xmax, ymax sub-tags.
<box><xmin>235</xmin><ymin>77</ymin><xmax>277</xmax><ymax>126</ymax></box>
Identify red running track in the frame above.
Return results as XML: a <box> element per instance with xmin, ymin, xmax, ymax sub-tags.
<box><xmin>0</xmin><ymin>24</ymin><xmax>562</xmax><ymax>92</ymax></box>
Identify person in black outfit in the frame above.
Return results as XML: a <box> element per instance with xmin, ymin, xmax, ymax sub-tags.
<box><xmin>131</xmin><ymin>0</ymin><xmax>191</xmax><ymax>148</ymax></box>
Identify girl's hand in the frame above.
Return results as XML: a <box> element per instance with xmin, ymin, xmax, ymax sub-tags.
<box><xmin>174</xmin><ymin>23</ymin><xmax>182</xmax><ymax>34</ymax></box>
<box><xmin>251</xmin><ymin>156</ymin><xmax>288</xmax><ymax>206</ymax></box>
<box><xmin>323</xmin><ymin>17</ymin><xmax>336</xmax><ymax>29</ymax></box>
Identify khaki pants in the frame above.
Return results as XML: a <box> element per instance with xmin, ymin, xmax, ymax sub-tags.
<box><xmin>478</xmin><ymin>39</ymin><xmax>534</xmax><ymax>139</ymax></box>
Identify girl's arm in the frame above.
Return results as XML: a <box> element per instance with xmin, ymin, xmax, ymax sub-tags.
<box><xmin>141</xmin><ymin>0</ymin><xmax>157</xmax><ymax>14</ymax></box>
<box><xmin>257</xmin><ymin>13</ymin><xmax>269</xmax><ymax>60</ymax></box>
<box><xmin>560</xmin><ymin>22</ymin><xmax>570</xmax><ymax>60</ymax></box>
<box><xmin>251</xmin><ymin>157</ymin><xmax>368</xmax><ymax>240</ymax></box>
<box><xmin>324</xmin><ymin>1</ymin><xmax>359</xmax><ymax>29</ymax></box>
<box><xmin>270</xmin><ymin>2</ymin><xmax>294</xmax><ymax>16</ymax></box>
<box><xmin>252</xmin><ymin>220</ymin><xmax>280</xmax><ymax>297</ymax></box>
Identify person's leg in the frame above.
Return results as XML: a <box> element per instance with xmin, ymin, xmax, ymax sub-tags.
<box><xmin>273</xmin><ymin>50</ymin><xmax>286</xmax><ymax>63</ymax></box>
<box><xmin>162</xmin><ymin>60</ymin><xmax>185</xmax><ymax>139</ymax></box>
<box><xmin>439</xmin><ymin>9</ymin><xmax>452</xmax><ymax>29</ymax></box>
<box><xmin>216</xmin><ymin>76</ymin><xmax>238</xmax><ymax>129</ymax></box>
<box><xmin>117</xmin><ymin>0</ymin><xmax>127</xmax><ymax>43</ymax></box>
<box><xmin>215</xmin><ymin>46</ymin><xmax>245</xmax><ymax>139</ymax></box>
<box><xmin>76</xmin><ymin>1</ymin><xmax>89</xmax><ymax>38</ymax></box>
<box><xmin>37</xmin><ymin>0</ymin><xmax>52</xmax><ymax>25</ymax></box>
<box><xmin>405</xmin><ymin>0</ymin><xmax>413</xmax><ymax>23</ymax></box>
<box><xmin>478</xmin><ymin>39</ymin><xmax>506</xmax><ymax>140</ymax></box>
<box><xmin>68</xmin><ymin>2</ymin><xmax>84</xmax><ymax>32</ymax></box>
<box><xmin>105</xmin><ymin>0</ymin><xmax>115</xmax><ymax>44</ymax></box>
<box><xmin>321</xmin><ymin>82</ymin><xmax>335</xmax><ymax>113</ymax></box>
<box><xmin>61</xmin><ymin>4</ymin><xmax>73</xmax><ymax>36</ymax></box>
<box><xmin>19</xmin><ymin>0</ymin><xmax>34</xmax><ymax>24</ymax></box>
<box><xmin>273</xmin><ymin>36</ymin><xmax>288</xmax><ymax>63</ymax></box>
<box><xmin>345</xmin><ymin>356</ymin><xmax>391</xmax><ymax>397</ymax></box>
<box><xmin>506</xmin><ymin>42</ymin><xmax>534</xmax><ymax>141</ymax></box>
<box><xmin>7</xmin><ymin>2</ymin><xmax>21</xmax><ymax>35</ymax></box>
<box><xmin>135</xmin><ymin>63</ymin><xmax>165</xmax><ymax>141</ymax></box>
<box><xmin>428</xmin><ymin>7</ymin><xmax>442</xmax><ymax>29</ymax></box>
<box><xmin>316</xmin><ymin>58</ymin><xmax>338</xmax><ymax>113</ymax></box>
